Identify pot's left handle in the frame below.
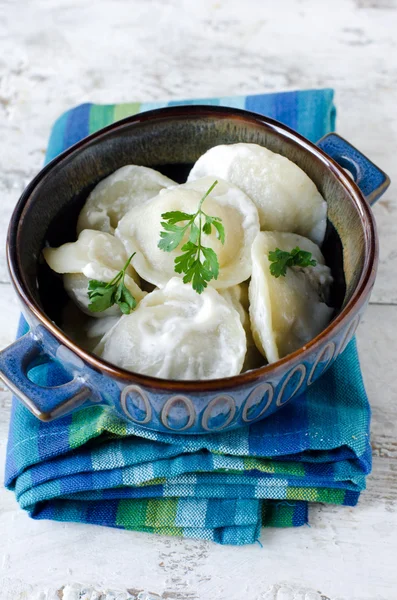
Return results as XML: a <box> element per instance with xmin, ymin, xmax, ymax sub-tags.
<box><xmin>317</xmin><ymin>133</ymin><xmax>390</xmax><ymax>205</ymax></box>
<box><xmin>0</xmin><ymin>332</ymin><xmax>93</xmax><ymax>421</ymax></box>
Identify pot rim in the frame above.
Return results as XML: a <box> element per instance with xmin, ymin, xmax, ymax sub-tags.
<box><xmin>7</xmin><ymin>104</ymin><xmax>378</xmax><ymax>391</ymax></box>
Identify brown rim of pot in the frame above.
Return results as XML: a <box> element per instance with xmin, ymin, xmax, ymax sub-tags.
<box><xmin>7</xmin><ymin>105</ymin><xmax>378</xmax><ymax>392</ymax></box>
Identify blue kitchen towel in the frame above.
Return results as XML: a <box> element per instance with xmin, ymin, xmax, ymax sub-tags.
<box><xmin>5</xmin><ymin>88</ymin><xmax>372</xmax><ymax>545</ymax></box>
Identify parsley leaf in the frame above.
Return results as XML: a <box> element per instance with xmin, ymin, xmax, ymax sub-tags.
<box><xmin>161</xmin><ymin>211</ymin><xmax>193</xmax><ymax>223</ymax></box>
<box><xmin>201</xmin><ymin>246</ymin><xmax>220</xmax><ymax>280</ymax></box>
<box><xmin>157</xmin><ymin>180</ymin><xmax>225</xmax><ymax>294</ymax></box>
<box><xmin>87</xmin><ymin>253</ymin><xmax>137</xmax><ymax>314</ymax></box>
<box><xmin>158</xmin><ymin>223</ymin><xmax>186</xmax><ymax>252</ymax></box>
<box><xmin>268</xmin><ymin>247</ymin><xmax>317</xmax><ymax>278</ymax></box>
<box><xmin>211</xmin><ymin>219</ymin><xmax>225</xmax><ymax>244</ymax></box>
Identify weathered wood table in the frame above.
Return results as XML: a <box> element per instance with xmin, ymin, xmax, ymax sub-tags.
<box><xmin>0</xmin><ymin>0</ymin><xmax>396</xmax><ymax>598</ymax></box>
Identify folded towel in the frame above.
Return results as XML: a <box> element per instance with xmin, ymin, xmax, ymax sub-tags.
<box><xmin>5</xmin><ymin>89</ymin><xmax>371</xmax><ymax>546</ymax></box>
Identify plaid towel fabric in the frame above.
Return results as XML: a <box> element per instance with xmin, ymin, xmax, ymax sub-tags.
<box><xmin>5</xmin><ymin>89</ymin><xmax>371</xmax><ymax>545</ymax></box>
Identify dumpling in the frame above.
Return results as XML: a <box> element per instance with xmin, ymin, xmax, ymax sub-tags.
<box><xmin>249</xmin><ymin>231</ymin><xmax>334</xmax><ymax>363</ymax></box>
<box><xmin>77</xmin><ymin>165</ymin><xmax>177</xmax><ymax>235</ymax></box>
<box><xmin>219</xmin><ymin>283</ymin><xmax>265</xmax><ymax>372</ymax></box>
<box><xmin>188</xmin><ymin>143</ymin><xmax>327</xmax><ymax>245</ymax></box>
<box><xmin>116</xmin><ymin>176</ymin><xmax>260</xmax><ymax>288</ymax></box>
<box><xmin>94</xmin><ymin>277</ymin><xmax>247</xmax><ymax>380</ymax></box>
<box><xmin>43</xmin><ymin>229</ymin><xmax>146</xmax><ymax>317</ymax></box>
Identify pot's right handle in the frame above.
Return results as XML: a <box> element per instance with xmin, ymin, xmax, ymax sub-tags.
<box><xmin>317</xmin><ymin>133</ymin><xmax>390</xmax><ymax>206</ymax></box>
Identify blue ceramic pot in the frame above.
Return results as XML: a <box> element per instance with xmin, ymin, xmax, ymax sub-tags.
<box><xmin>0</xmin><ymin>106</ymin><xmax>390</xmax><ymax>434</ymax></box>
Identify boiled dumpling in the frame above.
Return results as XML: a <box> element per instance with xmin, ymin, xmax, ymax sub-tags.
<box><xmin>94</xmin><ymin>277</ymin><xmax>247</xmax><ymax>380</ymax></box>
<box><xmin>219</xmin><ymin>283</ymin><xmax>265</xmax><ymax>372</ymax></box>
<box><xmin>43</xmin><ymin>230</ymin><xmax>146</xmax><ymax>317</ymax></box>
<box><xmin>249</xmin><ymin>231</ymin><xmax>334</xmax><ymax>363</ymax></box>
<box><xmin>116</xmin><ymin>176</ymin><xmax>260</xmax><ymax>288</ymax></box>
<box><xmin>188</xmin><ymin>143</ymin><xmax>327</xmax><ymax>245</ymax></box>
<box><xmin>77</xmin><ymin>165</ymin><xmax>177</xmax><ymax>235</ymax></box>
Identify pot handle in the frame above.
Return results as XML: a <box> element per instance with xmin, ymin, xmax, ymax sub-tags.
<box><xmin>0</xmin><ymin>331</ymin><xmax>93</xmax><ymax>421</ymax></box>
<box><xmin>317</xmin><ymin>133</ymin><xmax>390</xmax><ymax>206</ymax></box>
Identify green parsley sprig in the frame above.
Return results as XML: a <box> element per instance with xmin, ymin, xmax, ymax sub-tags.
<box><xmin>158</xmin><ymin>180</ymin><xmax>225</xmax><ymax>294</ymax></box>
<box><xmin>87</xmin><ymin>253</ymin><xmax>137</xmax><ymax>314</ymax></box>
<box><xmin>268</xmin><ymin>247</ymin><xmax>317</xmax><ymax>278</ymax></box>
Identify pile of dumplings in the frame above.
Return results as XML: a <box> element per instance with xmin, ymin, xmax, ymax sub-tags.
<box><xmin>43</xmin><ymin>143</ymin><xmax>334</xmax><ymax>381</ymax></box>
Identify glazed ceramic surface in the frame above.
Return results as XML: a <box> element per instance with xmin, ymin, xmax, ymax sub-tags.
<box><xmin>0</xmin><ymin>106</ymin><xmax>390</xmax><ymax>433</ymax></box>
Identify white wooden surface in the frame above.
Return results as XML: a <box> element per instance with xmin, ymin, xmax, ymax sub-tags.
<box><xmin>0</xmin><ymin>0</ymin><xmax>396</xmax><ymax>598</ymax></box>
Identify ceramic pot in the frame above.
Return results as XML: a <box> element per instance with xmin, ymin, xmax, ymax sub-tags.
<box><xmin>0</xmin><ymin>106</ymin><xmax>390</xmax><ymax>434</ymax></box>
